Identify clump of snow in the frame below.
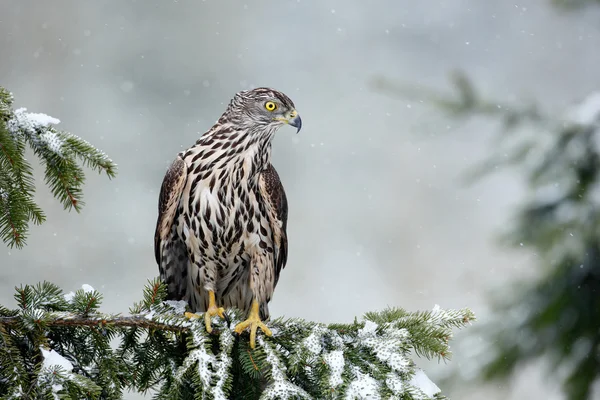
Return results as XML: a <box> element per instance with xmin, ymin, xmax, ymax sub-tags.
<box><xmin>258</xmin><ymin>336</ymin><xmax>312</xmax><ymax>399</ymax></box>
<box><xmin>40</xmin><ymin>347</ymin><xmax>73</xmax><ymax>372</ymax></box>
<box><xmin>24</xmin><ymin>111</ymin><xmax>60</xmax><ymax>127</ymax></box>
<box><xmin>164</xmin><ymin>300</ymin><xmax>188</xmax><ymax>314</ymax></box>
<box><xmin>144</xmin><ymin>310</ymin><xmax>155</xmax><ymax>320</ymax></box>
<box><xmin>358</xmin><ymin>320</ymin><xmax>378</xmax><ymax>337</ymax></box>
<box><xmin>211</xmin><ymin>328</ymin><xmax>235</xmax><ymax>400</ymax></box>
<box><xmin>357</xmin><ymin>320</ymin><xmax>410</xmax><ymax>373</ymax></box>
<box><xmin>409</xmin><ymin>369</ymin><xmax>440</xmax><ymax>398</ymax></box>
<box><xmin>302</xmin><ymin>325</ymin><xmax>326</xmax><ymax>355</ymax></box>
<box><xmin>63</xmin><ymin>284</ymin><xmax>95</xmax><ymax>303</ymax></box>
<box><xmin>344</xmin><ymin>366</ymin><xmax>381</xmax><ymax>400</ymax></box>
<box><xmin>386</xmin><ymin>373</ymin><xmax>403</xmax><ymax>394</ymax></box>
<box><xmin>323</xmin><ymin>350</ymin><xmax>344</xmax><ymax>388</ymax></box>
<box><xmin>7</xmin><ymin>108</ymin><xmax>60</xmax><ymax>136</ymax></box>
<box><xmin>51</xmin><ymin>384</ymin><xmax>63</xmax><ymax>394</ymax></box>
<box><xmin>39</xmin><ymin>131</ymin><xmax>64</xmax><ymax>155</ymax></box>
<box><xmin>567</xmin><ymin>92</ymin><xmax>600</xmax><ymax>125</ymax></box>
<box><xmin>174</xmin><ymin>321</ymin><xmax>216</xmax><ymax>390</ymax></box>
<box><xmin>81</xmin><ymin>284</ymin><xmax>95</xmax><ymax>293</ymax></box>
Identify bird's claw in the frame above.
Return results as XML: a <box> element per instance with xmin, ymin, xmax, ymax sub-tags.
<box><xmin>184</xmin><ymin>290</ymin><xmax>225</xmax><ymax>334</ymax></box>
<box><xmin>234</xmin><ymin>301</ymin><xmax>272</xmax><ymax>349</ymax></box>
<box><xmin>184</xmin><ymin>311</ymin><xmax>201</xmax><ymax>319</ymax></box>
<box><xmin>204</xmin><ymin>305</ymin><xmax>226</xmax><ymax>333</ymax></box>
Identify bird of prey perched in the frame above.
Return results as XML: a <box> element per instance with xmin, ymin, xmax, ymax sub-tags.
<box><xmin>154</xmin><ymin>87</ymin><xmax>301</xmax><ymax>348</ymax></box>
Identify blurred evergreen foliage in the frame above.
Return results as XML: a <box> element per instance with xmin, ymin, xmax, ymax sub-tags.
<box><xmin>552</xmin><ymin>0</ymin><xmax>600</xmax><ymax>9</ymax></box>
<box><xmin>373</xmin><ymin>71</ymin><xmax>600</xmax><ymax>399</ymax></box>
<box><xmin>0</xmin><ymin>86</ymin><xmax>117</xmax><ymax>248</ymax></box>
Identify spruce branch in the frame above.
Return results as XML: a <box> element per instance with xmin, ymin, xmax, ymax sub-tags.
<box><xmin>0</xmin><ymin>86</ymin><xmax>117</xmax><ymax>248</ymax></box>
<box><xmin>0</xmin><ymin>279</ymin><xmax>474</xmax><ymax>399</ymax></box>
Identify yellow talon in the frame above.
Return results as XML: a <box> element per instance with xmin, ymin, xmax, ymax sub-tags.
<box><xmin>204</xmin><ymin>291</ymin><xmax>225</xmax><ymax>333</ymax></box>
<box><xmin>184</xmin><ymin>291</ymin><xmax>225</xmax><ymax>334</ymax></box>
<box><xmin>234</xmin><ymin>300</ymin><xmax>272</xmax><ymax>349</ymax></box>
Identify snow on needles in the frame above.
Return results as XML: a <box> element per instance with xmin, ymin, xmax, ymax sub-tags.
<box><xmin>344</xmin><ymin>366</ymin><xmax>381</xmax><ymax>400</ymax></box>
<box><xmin>63</xmin><ymin>284</ymin><xmax>95</xmax><ymax>302</ymax></box>
<box><xmin>173</xmin><ymin>320</ymin><xmax>235</xmax><ymax>400</ymax></box>
<box><xmin>81</xmin><ymin>284</ymin><xmax>95</xmax><ymax>293</ymax></box>
<box><xmin>39</xmin><ymin>347</ymin><xmax>75</xmax><ymax>399</ymax></box>
<box><xmin>7</xmin><ymin>107</ymin><xmax>64</xmax><ymax>155</ymax></box>
<box><xmin>357</xmin><ymin>320</ymin><xmax>410</xmax><ymax>373</ymax></box>
<box><xmin>9</xmin><ymin>108</ymin><xmax>61</xmax><ymax>132</ymax></box>
<box><xmin>302</xmin><ymin>325</ymin><xmax>326</xmax><ymax>355</ymax></box>
<box><xmin>323</xmin><ymin>350</ymin><xmax>344</xmax><ymax>388</ymax></box>
<box><xmin>258</xmin><ymin>336</ymin><xmax>312</xmax><ymax>399</ymax></box>
<box><xmin>211</xmin><ymin>327</ymin><xmax>235</xmax><ymax>400</ymax></box>
<box><xmin>40</xmin><ymin>347</ymin><xmax>73</xmax><ymax>372</ymax></box>
<box><xmin>567</xmin><ymin>92</ymin><xmax>600</xmax><ymax>126</ymax></box>
<box><xmin>164</xmin><ymin>300</ymin><xmax>188</xmax><ymax>314</ymax></box>
<box><xmin>409</xmin><ymin>369</ymin><xmax>441</xmax><ymax>398</ymax></box>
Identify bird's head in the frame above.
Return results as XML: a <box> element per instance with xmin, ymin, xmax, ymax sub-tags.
<box><xmin>230</xmin><ymin>87</ymin><xmax>302</xmax><ymax>133</ymax></box>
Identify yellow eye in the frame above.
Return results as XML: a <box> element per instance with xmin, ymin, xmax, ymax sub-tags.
<box><xmin>265</xmin><ymin>101</ymin><xmax>277</xmax><ymax>111</ymax></box>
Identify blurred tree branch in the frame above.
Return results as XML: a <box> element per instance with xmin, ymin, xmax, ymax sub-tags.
<box><xmin>552</xmin><ymin>0</ymin><xmax>600</xmax><ymax>10</ymax></box>
<box><xmin>372</xmin><ymin>71</ymin><xmax>600</xmax><ymax>400</ymax></box>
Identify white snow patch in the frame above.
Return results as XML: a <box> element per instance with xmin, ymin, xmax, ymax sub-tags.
<box><xmin>174</xmin><ymin>321</ymin><xmax>216</xmax><ymax>390</ymax></box>
<box><xmin>409</xmin><ymin>369</ymin><xmax>440</xmax><ymax>398</ymax></box>
<box><xmin>144</xmin><ymin>310</ymin><xmax>155</xmax><ymax>320</ymax></box>
<box><xmin>358</xmin><ymin>320</ymin><xmax>378</xmax><ymax>337</ymax></box>
<box><xmin>323</xmin><ymin>350</ymin><xmax>344</xmax><ymax>388</ymax></box>
<box><xmin>211</xmin><ymin>330</ymin><xmax>234</xmax><ymax>400</ymax></box>
<box><xmin>39</xmin><ymin>131</ymin><xmax>64</xmax><ymax>155</ymax></box>
<box><xmin>567</xmin><ymin>92</ymin><xmax>600</xmax><ymax>125</ymax></box>
<box><xmin>26</xmin><ymin>112</ymin><xmax>61</xmax><ymax>127</ymax></box>
<box><xmin>63</xmin><ymin>291</ymin><xmax>75</xmax><ymax>302</ymax></box>
<box><xmin>40</xmin><ymin>347</ymin><xmax>73</xmax><ymax>372</ymax></box>
<box><xmin>7</xmin><ymin>108</ymin><xmax>60</xmax><ymax>137</ymax></box>
<box><xmin>358</xmin><ymin>320</ymin><xmax>410</xmax><ymax>373</ymax></box>
<box><xmin>81</xmin><ymin>284</ymin><xmax>95</xmax><ymax>293</ymax></box>
<box><xmin>385</xmin><ymin>372</ymin><xmax>403</xmax><ymax>394</ymax></box>
<box><xmin>302</xmin><ymin>325</ymin><xmax>326</xmax><ymax>355</ymax></box>
<box><xmin>344</xmin><ymin>366</ymin><xmax>381</xmax><ymax>399</ymax></box>
<box><xmin>51</xmin><ymin>384</ymin><xmax>63</xmax><ymax>394</ymax></box>
<box><xmin>164</xmin><ymin>300</ymin><xmax>188</xmax><ymax>314</ymax></box>
<box><xmin>258</xmin><ymin>336</ymin><xmax>312</xmax><ymax>399</ymax></box>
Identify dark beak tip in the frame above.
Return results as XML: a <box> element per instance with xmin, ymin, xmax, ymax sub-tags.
<box><xmin>292</xmin><ymin>115</ymin><xmax>302</xmax><ymax>134</ymax></box>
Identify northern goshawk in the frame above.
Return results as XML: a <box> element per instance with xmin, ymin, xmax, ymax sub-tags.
<box><xmin>154</xmin><ymin>88</ymin><xmax>301</xmax><ymax>348</ymax></box>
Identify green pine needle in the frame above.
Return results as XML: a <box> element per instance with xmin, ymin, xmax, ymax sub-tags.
<box><xmin>0</xmin><ymin>85</ymin><xmax>117</xmax><ymax>248</ymax></box>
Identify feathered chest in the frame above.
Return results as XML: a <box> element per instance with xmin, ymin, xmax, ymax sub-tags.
<box><xmin>176</xmin><ymin>143</ymin><xmax>271</xmax><ymax>255</ymax></box>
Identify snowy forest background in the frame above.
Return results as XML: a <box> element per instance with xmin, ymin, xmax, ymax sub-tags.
<box><xmin>2</xmin><ymin>1</ymin><xmax>600</xmax><ymax>399</ymax></box>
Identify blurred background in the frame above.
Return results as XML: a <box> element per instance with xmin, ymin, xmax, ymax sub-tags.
<box><xmin>1</xmin><ymin>1</ymin><xmax>600</xmax><ymax>399</ymax></box>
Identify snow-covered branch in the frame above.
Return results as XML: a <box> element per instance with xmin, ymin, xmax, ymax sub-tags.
<box><xmin>0</xmin><ymin>86</ymin><xmax>117</xmax><ymax>248</ymax></box>
<box><xmin>0</xmin><ymin>279</ymin><xmax>474</xmax><ymax>399</ymax></box>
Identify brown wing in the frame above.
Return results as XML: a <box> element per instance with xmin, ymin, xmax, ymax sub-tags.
<box><xmin>154</xmin><ymin>156</ymin><xmax>188</xmax><ymax>299</ymax></box>
<box><xmin>260</xmin><ymin>164</ymin><xmax>289</xmax><ymax>288</ymax></box>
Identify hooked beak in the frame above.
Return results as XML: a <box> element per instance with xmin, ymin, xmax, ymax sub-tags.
<box><xmin>287</xmin><ymin>110</ymin><xmax>302</xmax><ymax>133</ymax></box>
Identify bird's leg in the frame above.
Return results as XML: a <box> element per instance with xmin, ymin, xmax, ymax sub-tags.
<box><xmin>185</xmin><ymin>290</ymin><xmax>225</xmax><ymax>333</ymax></box>
<box><xmin>234</xmin><ymin>300</ymin><xmax>272</xmax><ymax>349</ymax></box>
<box><xmin>183</xmin><ymin>258</ymin><xmax>225</xmax><ymax>333</ymax></box>
<box><xmin>203</xmin><ymin>290</ymin><xmax>225</xmax><ymax>333</ymax></box>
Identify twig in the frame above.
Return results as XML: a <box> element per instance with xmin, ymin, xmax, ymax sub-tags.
<box><xmin>0</xmin><ymin>314</ymin><xmax>189</xmax><ymax>332</ymax></box>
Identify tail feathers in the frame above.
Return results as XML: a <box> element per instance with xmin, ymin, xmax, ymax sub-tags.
<box><xmin>159</xmin><ymin>238</ymin><xmax>189</xmax><ymax>301</ymax></box>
